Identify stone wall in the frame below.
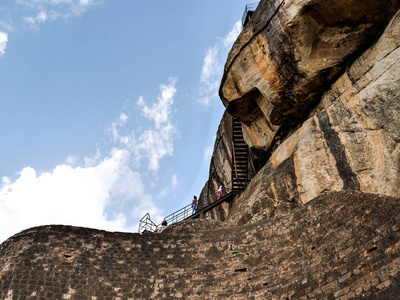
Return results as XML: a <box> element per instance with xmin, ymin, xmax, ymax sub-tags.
<box><xmin>1</xmin><ymin>191</ymin><xmax>400</xmax><ymax>299</ymax></box>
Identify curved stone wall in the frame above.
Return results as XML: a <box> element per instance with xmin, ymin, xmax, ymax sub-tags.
<box><xmin>1</xmin><ymin>191</ymin><xmax>400</xmax><ymax>299</ymax></box>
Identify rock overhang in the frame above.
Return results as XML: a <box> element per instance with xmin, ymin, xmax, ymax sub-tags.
<box><xmin>219</xmin><ymin>0</ymin><xmax>400</xmax><ymax>152</ymax></box>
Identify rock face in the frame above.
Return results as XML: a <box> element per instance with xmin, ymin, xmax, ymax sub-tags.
<box><xmin>221</xmin><ymin>0</ymin><xmax>399</xmax><ymax>141</ymax></box>
<box><xmin>2</xmin><ymin>192</ymin><xmax>400</xmax><ymax>299</ymax></box>
<box><xmin>216</xmin><ymin>0</ymin><xmax>400</xmax><ymax>225</ymax></box>
<box><xmin>198</xmin><ymin>111</ymin><xmax>234</xmax><ymax>220</ymax></box>
<box><xmin>198</xmin><ymin>111</ymin><xmax>255</xmax><ymax>221</ymax></box>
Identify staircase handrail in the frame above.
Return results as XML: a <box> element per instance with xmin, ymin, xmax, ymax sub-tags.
<box><xmin>162</xmin><ymin>203</ymin><xmax>193</xmax><ymax>227</ymax></box>
<box><xmin>155</xmin><ymin>180</ymin><xmax>233</xmax><ymax>228</ymax></box>
<box><xmin>232</xmin><ymin>141</ymin><xmax>238</xmax><ymax>180</ymax></box>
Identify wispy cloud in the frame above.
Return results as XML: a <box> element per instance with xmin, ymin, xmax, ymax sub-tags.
<box><xmin>198</xmin><ymin>46</ymin><xmax>221</xmax><ymax>106</ymax></box>
<box><xmin>17</xmin><ymin>0</ymin><xmax>98</xmax><ymax>26</ymax></box>
<box><xmin>223</xmin><ymin>21</ymin><xmax>242</xmax><ymax>47</ymax></box>
<box><xmin>109</xmin><ymin>77</ymin><xmax>178</xmax><ymax>172</ymax></box>
<box><xmin>24</xmin><ymin>10</ymin><xmax>48</xmax><ymax>25</ymax></box>
<box><xmin>0</xmin><ymin>20</ymin><xmax>16</xmax><ymax>33</ymax></box>
<box><xmin>135</xmin><ymin>77</ymin><xmax>178</xmax><ymax>171</ymax></box>
<box><xmin>65</xmin><ymin>155</ymin><xmax>76</xmax><ymax>165</ymax></box>
<box><xmin>109</xmin><ymin>78</ymin><xmax>178</xmax><ymax>171</ymax></box>
<box><xmin>0</xmin><ymin>0</ymin><xmax>99</xmax><ymax>57</ymax></box>
<box><xmin>171</xmin><ymin>174</ymin><xmax>178</xmax><ymax>189</ymax></box>
<box><xmin>203</xmin><ymin>147</ymin><xmax>213</xmax><ymax>161</ymax></box>
<box><xmin>198</xmin><ymin>20</ymin><xmax>242</xmax><ymax>106</ymax></box>
<box><xmin>141</xmin><ymin>78</ymin><xmax>177</xmax><ymax>129</ymax></box>
<box><xmin>0</xmin><ymin>32</ymin><xmax>8</xmax><ymax>56</ymax></box>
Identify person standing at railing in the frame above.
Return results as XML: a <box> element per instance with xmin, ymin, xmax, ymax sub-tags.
<box><xmin>217</xmin><ymin>185</ymin><xmax>223</xmax><ymax>199</ymax></box>
<box><xmin>192</xmin><ymin>196</ymin><xmax>198</xmax><ymax>214</ymax></box>
<box><xmin>156</xmin><ymin>219</ymin><xmax>168</xmax><ymax>233</ymax></box>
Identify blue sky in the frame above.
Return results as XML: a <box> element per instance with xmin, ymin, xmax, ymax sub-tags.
<box><xmin>0</xmin><ymin>0</ymin><xmax>247</xmax><ymax>242</ymax></box>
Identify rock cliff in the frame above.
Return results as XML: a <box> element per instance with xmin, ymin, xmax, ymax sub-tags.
<box><xmin>197</xmin><ymin>111</ymin><xmax>234</xmax><ymax>220</ymax></box>
<box><xmin>208</xmin><ymin>0</ymin><xmax>400</xmax><ymax>225</ymax></box>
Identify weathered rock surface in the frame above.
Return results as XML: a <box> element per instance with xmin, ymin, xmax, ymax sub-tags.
<box><xmin>1</xmin><ymin>191</ymin><xmax>400</xmax><ymax>299</ymax></box>
<box><xmin>198</xmin><ymin>111</ymin><xmax>234</xmax><ymax>220</ymax></box>
<box><xmin>217</xmin><ymin>1</ymin><xmax>400</xmax><ymax>225</ymax></box>
<box><xmin>220</xmin><ymin>0</ymin><xmax>399</xmax><ymax>168</ymax></box>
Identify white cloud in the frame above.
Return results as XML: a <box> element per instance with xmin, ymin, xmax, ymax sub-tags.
<box><xmin>199</xmin><ymin>45</ymin><xmax>221</xmax><ymax>106</ymax></box>
<box><xmin>133</xmin><ymin>78</ymin><xmax>178</xmax><ymax>171</ymax></box>
<box><xmin>171</xmin><ymin>174</ymin><xmax>178</xmax><ymax>189</ymax></box>
<box><xmin>24</xmin><ymin>10</ymin><xmax>48</xmax><ymax>25</ymax></box>
<box><xmin>109</xmin><ymin>113</ymin><xmax>131</xmax><ymax>144</ymax></box>
<box><xmin>107</xmin><ymin>78</ymin><xmax>178</xmax><ymax>171</ymax></box>
<box><xmin>0</xmin><ymin>149</ymin><xmax>121</xmax><ymax>243</ymax></box>
<box><xmin>223</xmin><ymin>21</ymin><xmax>242</xmax><ymax>47</ymax></box>
<box><xmin>18</xmin><ymin>0</ymin><xmax>98</xmax><ymax>26</ymax></box>
<box><xmin>84</xmin><ymin>148</ymin><xmax>102</xmax><ymax>167</ymax></box>
<box><xmin>0</xmin><ymin>32</ymin><xmax>8</xmax><ymax>56</ymax></box>
<box><xmin>200</xmin><ymin>46</ymin><xmax>220</xmax><ymax>86</ymax></box>
<box><xmin>198</xmin><ymin>21</ymin><xmax>242</xmax><ymax>106</ymax></box>
<box><xmin>134</xmin><ymin>123</ymin><xmax>176</xmax><ymax>171</ymax></box>
<box><xmin>203</xmin><ymin>147</ymin><xmax>213</xmax><ymax>161</ymax></box>
<box><xmin>119</xmin><ymin>113</ymin><xmax>129</xmax><ymax>124</ymax></box>
<box><xmin>0</xmin><ymin>78</ymin><xmax>179</xmax><ymax>243</ymax></box>
<box><xmin>66</xmin><ymin>155</ymin><xmax>76</xmax><ymax>165</ymax></box>
<box><xmin>0</xmin><ymin>20</ymin><xmax>16</xmax><ymax>33</ymax></box>
<box><xmin>140</xmin><ymin>78</ymin><xmax>177</xmax><ymax>129</ymax></box>
<box><xmin>0</xmin><ymin>146</ymin><xmax>164</xmax><ymax>243</ymax></box>
<box><xmin>137</xmin><ymin>96</ymin><xmax>145</xmax><ymax>107</ymax></box>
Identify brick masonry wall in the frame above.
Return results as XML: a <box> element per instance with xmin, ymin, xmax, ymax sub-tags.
<box><xmin>1</xmin><ymin>191</ymin><xmax>400</xmax><ymax>299</ymax></box>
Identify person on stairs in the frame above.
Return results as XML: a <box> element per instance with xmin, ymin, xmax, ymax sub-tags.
<box><xmin>217</xmin><ymin>185</ymin><xmax>223</xmax><ymax>199</ymax></box>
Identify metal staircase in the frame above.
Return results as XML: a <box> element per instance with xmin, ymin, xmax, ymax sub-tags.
<box><xmin>139</xmin><ymin>117</ymin><xmax>251</xmax><ymax>233</ymax></box>
<box><xmin>232</xmin><ymin>118</ymin><xmax>249</xmax><ymax>192</ymax></box>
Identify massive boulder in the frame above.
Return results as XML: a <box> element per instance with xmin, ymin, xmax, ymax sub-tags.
<box><xmin>220</xmin><ymin>0</ymin><xmax>399</xmax><ymax>168</ymax></box>
<box><xmin>216</xmin><ymin>0</ymin><xmax>400</xmax><ymax>225</ymax></box>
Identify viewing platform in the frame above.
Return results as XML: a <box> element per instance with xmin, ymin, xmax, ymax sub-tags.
<box><xmin>242</xmin><ymin>2</ymin><xmax>259</xmax><ymax>26</ymax></box>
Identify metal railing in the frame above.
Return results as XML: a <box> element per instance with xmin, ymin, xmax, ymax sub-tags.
<box><xmin>154</xmin><ymin>181</ymin><xmax>233</xmax><ymax>228</ymax></box>
<box><xmin>201</xmin><ymin>181</ymin><xmax>232</xmax><ymax>207</ymax></box>
<box><xmin>138</xmin><ymin>213</ymin><xmax>157</xmax><ymax>233</ymax></box>
<box><xmin>138</xmin><ymin>181</ymin><xmax>239</xmax><ymax>233</ymax></box>
<box><xmin>242</xmin><ymin>2</ymin><xmax>260</xmax><ymax>26</ymax></box>
<box><xmin>162</xmin><ymin>203</ymin><xmax>193</xmax><ymax>227</ymax></box>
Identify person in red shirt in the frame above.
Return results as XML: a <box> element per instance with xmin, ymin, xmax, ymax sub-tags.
<box><xmin>192</xmin><ymin>196</ymin><xmax>198</xmax><ymax>214</ymax></box>
<box><xmin>217</xmin><ymin>185</ymin><xmax>223</xmax><ymax>199</ymax></box>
